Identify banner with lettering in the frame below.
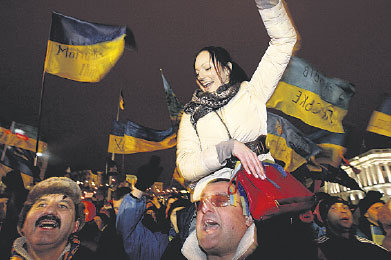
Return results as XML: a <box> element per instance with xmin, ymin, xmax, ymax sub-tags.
<box><xmin>44</xmin><ymin>12</ymin><xmax>132</xmax><ymax>82</ymax></box>
<box><xmin>267</xmin><ymin>56</ymin><xmax>356</xmax><ymax>133</ymax></box>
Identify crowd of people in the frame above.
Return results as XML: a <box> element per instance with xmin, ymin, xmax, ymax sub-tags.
<box><xmin>1</xmin><ymin>0</ymin><xmax>390</xmax><ymax>259</ymax></box>
<box><xmin>1</xmin><ymin>170</ymin><xmax>391</xmax><ymax>259</ymax></box>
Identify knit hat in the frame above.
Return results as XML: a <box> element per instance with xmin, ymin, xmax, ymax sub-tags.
<box><xmin>18</xmin><ymin>177</ymin><xmax>85</xmax><ymax>233</ymax></box>
<box><xmin>318</xmin><ymin>196</ymin><xmax>350</xmax><ymax>224</ymax></box>
<box><xmin>358</xmin><ymin>190</ymin><xmax>385</xmax><ymax>215</ymax></box>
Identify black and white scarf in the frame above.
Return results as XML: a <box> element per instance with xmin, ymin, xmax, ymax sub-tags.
<box><xmin>183</xmin><ymin>82</ymin><xmax>241</xmax><ymax>129</ymax></box>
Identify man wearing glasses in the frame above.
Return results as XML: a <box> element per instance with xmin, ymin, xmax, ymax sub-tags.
<box><xmin>181</xmin><ymin>172</ymin><xmax>257</xmax><ymax>260</ymax></box>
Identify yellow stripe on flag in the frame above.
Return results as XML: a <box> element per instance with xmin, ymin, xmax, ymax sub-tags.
<box><xmin>44</xmin><ymin>35</ymin><xmax>125</xmax><ymax>82</ymax></box>
<box><xmin>367</xmin><ymin>111</ymin><xmax>391</xmax><ymax>137</ymax></box>
<box><xmin>108</xmin><ymin>134</ymin><xmax>126</xmax><ymax>154</ymax></box>
<box><xmin>123</xmin><ymin>133</ymin><xmax>177</xmax><ymax>154</ymax></box>
<box><xmin>267</xmin><ymin>82</ymin><xmax>347</xmax><ymax>133</ymax></box>
<box><xmin>266</xmin><ymin>133</ymin><xmax>307</xmax><ymax>172</ymax></box>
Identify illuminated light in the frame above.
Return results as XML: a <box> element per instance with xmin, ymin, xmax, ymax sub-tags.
<box><xmin>36</xmin><ymin>152</ymin><xmax>43</xmax><ymax>157</ymax></box>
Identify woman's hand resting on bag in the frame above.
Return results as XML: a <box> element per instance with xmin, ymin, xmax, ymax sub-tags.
<box><xmin>232</xmin><ymin>140</ymin><xmax>266</xmax><ymax>179</ymax></box>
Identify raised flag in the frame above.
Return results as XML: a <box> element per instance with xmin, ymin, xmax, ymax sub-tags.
<box><xmin>44</xmin><ymin>12</ymin><xmax>135</xmax><ymax>82</ymax></box>
<box><xmin>0</xmin><ymin>124</ymin><xmax>47</xmax><ymax>153</ymax></box>
<box><xmin>108</xmin><ymin>120</ymin><xmax>177</xmax><ymax>154</ymax></box>
<box><xmin>119</xmin><ymin>90</ymin><xmax>125</xmax><ymax>110</ymax></box>
<box><xmin>108</xmin><ymin>120</ymin><xmax>126</xmax><ymax>154</ymax></box>
<box><xmin>267</xmin><ymin>56</ymin><xmax>355</xmax><ymax>133</ymax></box>
<box><xmin>307</xmin><ymin>129</ymin><xmax>347</xmax><ymax>168</ymax></box>
<box><xmin>123</xmin><ymin>121</ymin><xmax>176</xmax><ymax>154</ymax></box>
<box><xmin>367</xmin><ymin>94</ymin><xmax>391</xmax><ymax>137</ymax></box>
<box><xmin>266</xmin><ymin>112</ymin><xmax>322</xmax><ymax>172</ymax></box>
<box><xmin>161</xmin><ymin>70</ymin><xmax>184</xmax><ymax>127</ymax></box>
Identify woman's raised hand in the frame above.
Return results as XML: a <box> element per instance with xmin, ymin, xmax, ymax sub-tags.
<box><xmin>232</xmin><ymin>140</ymin><xmax>266</xmax><ymax>180</ymax></box>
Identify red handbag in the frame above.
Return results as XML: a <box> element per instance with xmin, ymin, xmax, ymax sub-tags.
<box><xmin>229</xmin><ymin>162</ymin><xmax>314</xmax><ymax>221</ymax></box>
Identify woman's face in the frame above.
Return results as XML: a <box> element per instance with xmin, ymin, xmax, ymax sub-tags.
<box><xmin>194</xmin><ymin>50</ymin><xmax>230</xmax><ymax>93</ymax></box>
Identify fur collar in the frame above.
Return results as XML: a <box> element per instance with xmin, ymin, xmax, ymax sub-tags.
<box><xmin>181</xmin><ymin>223</ymin><xmax>257</xmax><ymax>260</ymax></box>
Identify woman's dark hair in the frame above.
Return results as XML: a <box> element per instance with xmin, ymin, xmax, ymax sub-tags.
<box><xmin>194</xmin><ymin>46</ymin><xmax>249</xmax><ymax>85</ymax></box>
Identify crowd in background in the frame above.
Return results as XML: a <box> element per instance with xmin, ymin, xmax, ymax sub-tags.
<box><xmin>0</xmin><ymin>167</ymin><xmax>391</xmax><ymax>259</ymax></box>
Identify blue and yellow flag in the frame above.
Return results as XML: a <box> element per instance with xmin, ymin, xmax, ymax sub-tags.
<box><xmin>267</xmin><ymin>57</ymin><xmax>355</xmax><ymax>133</ymax></box>
<box><xmin>119</xmin><ymin>90</ymin><xmax>125</xmax><ymax>110</ymax></box>
<box><xmin>124</xmin><ymin>121</ymin><xmax>176</xmax><ymax>154</ymax></box>
<box><xmin>0</xmin><ymin>124</ymin><xmax>47</xmax><ymax>153</ymax></box>
<box><xmin>107</xmin><ymin>120</ymin><xmax>126</xmax><ymax>154</ymax></box>
<box><xmin>307</xmin><ymin>129</ymin><xmax>347</xmax><ymax>168</ymax></box>
<box><xmin>367</xmin><ymin>94</ymin><xmax>391</xmax><ymax>137</ymax></box>
<box><xmin>266</xmin><ymin>112</ymin><xmax>322</xmax><ymax>172</ymax></box>
<box><xmin>44</xmin><ymin>12</ymin><xmax>133</xmax><ymax>82</ymax></box>
<box><xmin>108</xmin><ymin>120</ymin><xmax>177</xmax><ymax>154</ymax></box>
<box><xmin>161</xmin><ymin>70</ymin><xmax>184</xmax><ymax>127</ymax></box>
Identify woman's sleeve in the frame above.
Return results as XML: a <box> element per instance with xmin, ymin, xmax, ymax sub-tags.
<box><xmin>176</xmin><ymin>113</ymin><xmax>224</xmax><ymax>183</ymax></box>
<box><xmin>248</xmin><ymin>0</ymin><xmax>297</xmax><ymax>103</ymax></box>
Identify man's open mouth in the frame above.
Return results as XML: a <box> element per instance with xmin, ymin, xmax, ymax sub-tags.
<box><xmin>203</xmin><ymin>219</ymin><xmax>219</xmax><ymax>232</ymax></box>
<box><xmin>35</xmin><ymin>214</ymin><xmax>61</xmax><ymax>229</ymax></box>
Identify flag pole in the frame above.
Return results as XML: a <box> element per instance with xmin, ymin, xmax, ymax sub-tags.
<box><xmin>34</xmin><ymin>69</ymin><xmax>48</xmax><ymax>167</ymax></box>
<box><xmin>0</xmin><ymin>121</ymin><xmax>15</xmax><ymax>162</ymax></box>
<box><xmin>34</xmin><ymin>16</ymin><xmax>54</xmax><ymax>168</ymax></box>
<box><xmin>107</xmin><ymin>89</ymin><xmax>123</xmax><ymax>201</ymax></box>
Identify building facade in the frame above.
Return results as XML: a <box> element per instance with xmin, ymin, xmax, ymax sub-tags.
<box><xmin>322</xmin><ymin>149</ymin><xmax>391</xmax><ymax>205</ymax></box>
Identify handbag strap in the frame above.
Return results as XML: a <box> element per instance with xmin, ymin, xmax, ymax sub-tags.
<box><xmin>228</xmin><ymin>162</ymin><xmax>242</xmax><ymax>195</ymax></box>
<box><xmin>228</xmin><ymin>162</ymin><xmax>284</xmax><ymax>195</ymax></box>
<box><xmin>214</xmin><ymin>111</ymin><xmax>232</xmax><ymax>139</ymax></box>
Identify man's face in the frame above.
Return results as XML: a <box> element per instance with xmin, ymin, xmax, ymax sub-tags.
<box><xmin>112</xmin><ymin>198</ymin><xmax>123</xmax><ymax>215</ymax></box>
<box><xmin>21</xmin><ymin>194</ymin><xmax>79</xmax><ymax>252</ymax></box>
<box><xmin>196</xmin><ymin>182</ymin><xmax>252</xmax><ymax>257</ymax></box>
<box><xmin>365</xmin><ymin>202</ymin><xmax>384</xmax><ymax>226</ymax></box>
<box><xmin>327</xmin><ymin>202</ymin><xmax>353</xmax><ymax>232</ymax></box>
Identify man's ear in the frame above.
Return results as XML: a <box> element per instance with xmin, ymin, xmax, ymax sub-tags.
<box><xmin>72</xmin><ymin>220</ymin><xmax>80</xmax><ymax>233</ymax></box>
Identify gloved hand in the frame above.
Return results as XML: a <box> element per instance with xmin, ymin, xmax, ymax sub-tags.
<box><xmin>134</xmin><ymin>156</ymin><xmax>162</xmax><ymax>191</ymax></box>
<box><xmin>255</xmin><ymin>0</ymin><xmax>279</xmax><ymax>9</ymax></box>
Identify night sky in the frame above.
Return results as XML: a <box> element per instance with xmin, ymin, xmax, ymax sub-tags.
<box><xmin>1</xmin><ymin>0</ymin><xmax>390</xmax><ymax>184</ymax></box>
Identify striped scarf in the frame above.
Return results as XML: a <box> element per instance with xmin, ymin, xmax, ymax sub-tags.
<box><xmin>184</xmin><ymin>82</ymin><xmax>240</xmax><ymax>129</ymax></box>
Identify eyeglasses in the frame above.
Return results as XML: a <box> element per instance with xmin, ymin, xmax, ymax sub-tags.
<box><xmin>196</xmin><ymin>193</ymin><xmax>237</xmax><ymax>211</ymax></box>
